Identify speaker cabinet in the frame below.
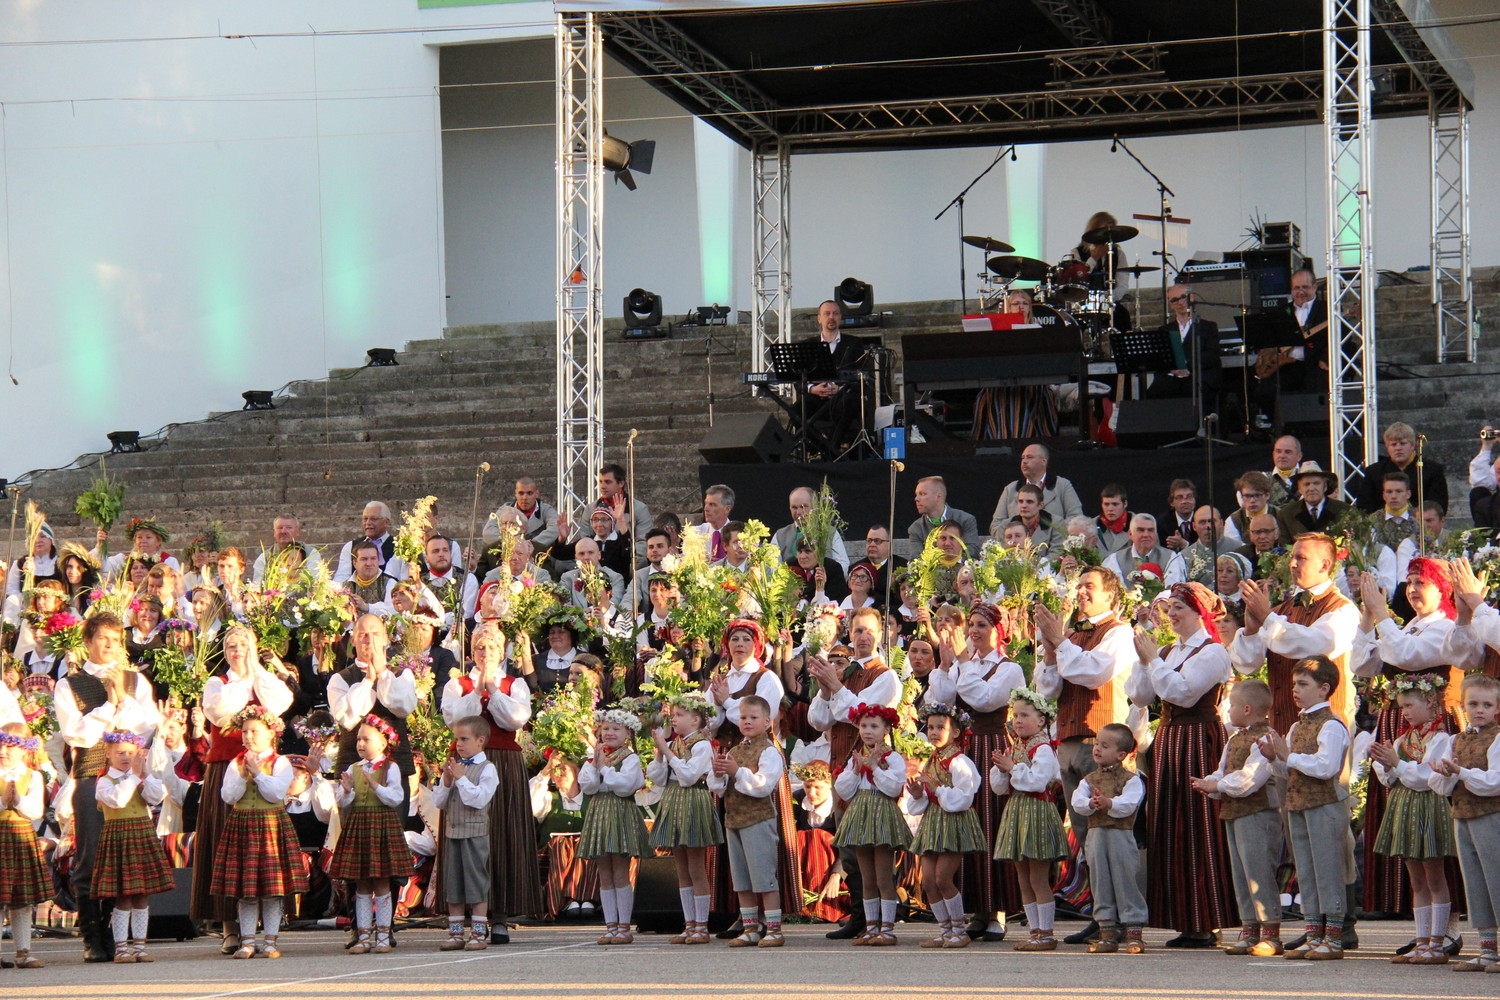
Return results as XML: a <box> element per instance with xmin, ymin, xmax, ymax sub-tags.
<box><xmin>698</xmin><ymin>413</ymin><xmax>788</xmax><ymax>464</ymax></box>
<box><xmin>1113</xmin><ymin>398</ymin><xmax>1198</xmax><ymax>448</ymax></box>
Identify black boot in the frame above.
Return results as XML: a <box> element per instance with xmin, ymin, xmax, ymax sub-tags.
<box><xmin>1340</xmin><ymin>884</ymin><xmax>1359</xmax><ymax>951</ymax></box>
<box><xmin>77</xmin><ymin>895</ymin><xmax>112</xmax><ymax>964</ymax></box>
<box><xmin>1064</xmin><ymin>920</ymin><xmax>1101</xmax><ymax>945</ymax></box>
<box><xmin>825</xmin><ymin>915</ymin><xmax>867</xmax><ymax>940</ymax></box>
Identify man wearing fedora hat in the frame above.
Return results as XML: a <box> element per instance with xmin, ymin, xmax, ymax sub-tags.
<box><xmin>1275</xmin><ymin>462</ymin><xmax>1350</xmax><ymax>538</ymax></box>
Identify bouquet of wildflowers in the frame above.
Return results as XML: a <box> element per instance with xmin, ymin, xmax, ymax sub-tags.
<box><xmin>800</xmin><ymin>481</ymin><xmax>847</xmax><ymax>565</ymax></box>
<box><xmin>38</xmin><ymin>611</ymin><xmax>85</xmax><ymax>659</ymax></box>
<box><xmin>394</xmin><ymin>495</ymin><xmax>438</xmax><ymax>568</ymax></box>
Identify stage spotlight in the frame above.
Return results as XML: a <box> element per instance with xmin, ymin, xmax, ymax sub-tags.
<box><xmin>622</xmin><ymin>288</ymin><xmax>668</xmax><ymax>340</ymax></box>
<box><xmin>108</xmin><ymin>431</ymin><xmax>142</xmax><ymax>453</ymax></box>
<box><xmin>836</xmin><ymin>276</ymin><xmax>874</xmax><ymax>317</ymax></box>
<box><xmin>602</xmin><ymin>134</ymin><xmax>656</xmax><ymax>191</ymax></box>
<box><xmin>366</xmin><ymin>348</ymin><xmax>398</xmax><ymax>367</ymax></box>
<box><xmin>242</xmin><ymin>390</ymin><xmax>275</xmax><ymax>411</ymax></box>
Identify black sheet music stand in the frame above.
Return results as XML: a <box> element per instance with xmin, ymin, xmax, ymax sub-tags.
<box><xmin>1241</xmin><ymin>310</ymin><xmax>1307</xmax><ymax>431</ymax></box>
<box><xmin>1109</xmin><ymin>328</ymin><xmax>1180</xmax><ymax>375</ymax></box>
<box><xmin>768</xmin><ymin>340</ymin><xmax>840</xmax><ymax>461</ymax></box>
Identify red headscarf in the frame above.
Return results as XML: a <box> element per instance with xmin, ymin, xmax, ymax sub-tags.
<box><xmin>1168</xmin><ymin>581</ymin><xmax>1227</xmax><ymax>644</ymax></box>
<box><xmin>1406</xmin><ymin>556</ymin><xmax>1457</xmax><ymax>620</ymax></box>
<box><xmin>720</xmin><ymin>618</ymin><xmax>766</xmax><ymax>662</ymax></box>
<box><xmin>968</xmin><ymin>602</ymin><xmax>1008</xmax><ymax>645</ymax></box>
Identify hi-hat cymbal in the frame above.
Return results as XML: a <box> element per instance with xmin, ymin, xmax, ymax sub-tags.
<box><xmin>963</xmin><ymin>234</ymin><xmax>1016</xmax><ymax>254</ymax></box>
<box><xmin>986</xmin><ymin>255</ymin><xmax>1050</xmax><ymax>281</ymax></box>
<box><xmin>1082</xmin><ymin>224</ymin><xmax>1140</xmax><ymax>244</ymax></box>
<box><xmin>1115</xmin><ymin>264</ymin><xmax>1161</xmax><ymax>276</ymax></box>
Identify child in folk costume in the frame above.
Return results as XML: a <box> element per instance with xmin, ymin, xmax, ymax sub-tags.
<box><xmin>648</xmin><ymin>693</ymin><xmax>724</xmax><ymax>945</ymax></box>
<box><xmin>578</xmin><ymin>705</ymin><xmax>649</xmax><ymax>945</ymax></box>
<box><xmin>1192</xmin><ymin>679</ymin><xmax>1285</xmax><ymax>956</ymax></box>
<box><xmin>330</xmin><ymin>715</ymin><xmax>411</xmax><ymax>955</ymax></box>
<box><xmin>991</xmin><ymin>688</ymin><xmax>1067</xmax><ymax>951</ymax></box>
<box><xmin>905</xmin><ymin>702</ymin><xmax>985</xmax><ymax>950</ymax></box>
<box><xmin>430</xmin><ymin>716</ymin><xmax>499</xmax><ymax>952</ymax></box>
<box><xmin>0</xmin><ymin>724</ymin><xmax>51</xmax><ymax>968</ymax></box>
<box><xmin>1072</xmin><ymin>723</ymin><xmax>1148</xmax><ymax>955</ymax></box>
<box><xmin>210</xmin><ymin>706</ymin><xmax>308</xmax><ymax>959</ymax></box>
<box><xmin>831</xmin><ymin>702</ymin><xmax>910</xmax><ymax>946</ymax></box>
<box><xmin>1369</xmin><ymin>673</ymin><xmax>1457</xmax><ymax>966</ymax></box>
<box><xmin>1430</xmin><ymin>673</ymin><xmax>1500</xmax><ymax>973</ymax></box>
<box><xmin>93</xmin><ymin>730</ymin><xmax>176</xmax><ymax>963</ymax></box>
<box><xmin>707</xmin><ymin>695</ymin><xmax>787</xmax><ymax>948</ymax></box>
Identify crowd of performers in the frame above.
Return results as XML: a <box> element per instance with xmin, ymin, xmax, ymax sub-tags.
<box><xmin>1</xmin><ymin>430</ymin><xmax>1500</xmax><ymax>973</ymax></box>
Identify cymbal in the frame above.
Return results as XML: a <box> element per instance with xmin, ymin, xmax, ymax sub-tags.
<box><xmin>1115</xmin><ymin>264</ymin><xmax>1161</xmax><ymax>276</ymax></box>
<box><xmin>963</xmin><ymin>234</ymin><xmax>1016</xmax><ymax>254</ymax></box>
<box><xmin>1082</xmin><ymin>224</ymin><xmax>1140</xmax><ymax>244</ymax></box>
<box><xmin>986</xmin><ymin>255</ymin><xmax>1050</xmax><ymax>281</ymax></box>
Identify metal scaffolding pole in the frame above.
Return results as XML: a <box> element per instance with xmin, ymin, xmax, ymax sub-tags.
<box><xmin>750</xmin><ymin>141</ymin><xmax>791</xmax><ymax>374</ymax></box>
<box><xmin>1324</xmin><ymin>0</ymin><xmax>1378</xmax><ymax>492</ymax></box>
<box><xmin>555</xmin><ymin>12</ymin><xmax>605</xmax><ymax>519</ymax></box>
<box><xmin>1431</xmin><ymin>91</ymin><xmax>1474</xmax><ymax>363</ymax></box>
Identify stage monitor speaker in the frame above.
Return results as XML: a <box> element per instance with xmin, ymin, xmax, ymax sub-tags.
<box><xmin>1279</xmin><ymin>392</ymin><xmax>1327</xmax><ymax>433</ymax></box>
<box><xmin>631</xmin><ymin>856</ymin><xmax>685</xmax><ymax>934</ymax></box>
<box><xmin>698</xmin><ymin>413</ymin><xmax>787</xmax><ymax>464</ymax></box>
<box><xmin>1113</xmin><ymin>398</ymin><xmax>1197</xmax><ymax>448</ymax></box>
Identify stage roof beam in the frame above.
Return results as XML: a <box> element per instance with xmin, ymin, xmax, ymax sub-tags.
<box><xmin>1028</xmin><ymin>0</ymin><xmax>1112</xmax><ymax>49</ymax></box>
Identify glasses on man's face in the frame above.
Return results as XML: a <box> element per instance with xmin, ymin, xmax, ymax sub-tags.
<box><xmin>866</xmin><ymin>537</ymin><xmax>888</xmax><ymax>545</ymax></box>
<box><xmin>1242</xmin><ymin>492</ymin><xmax>1268</xmax><ymax>501</ymax></box>
<box><xmin>1168</xmin><ymin>295</ymin><xmax>1189</xmax><ymax>304</ymax></box>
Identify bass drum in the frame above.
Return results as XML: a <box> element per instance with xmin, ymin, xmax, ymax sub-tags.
<box><xmin>1029</xmin><ymin>303</ymin><xmax>1084</xmax><ymax>346</ymax></box>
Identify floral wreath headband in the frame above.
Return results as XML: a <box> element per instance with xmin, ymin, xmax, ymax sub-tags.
<box><xmin>294</xmin><ymin>720</ymin><xmax>339</xmax><ymax>743</ymax></box>
<box><xmin>103</xmin><ymin>731</ymin><xmax>150</xmax><ymax>748</ymax></box>
<box><xmin>1387</xmin><ymin>672</ymin><xmax>1447</xmax><ymax>697</ymax></box>
<box><xmin>230</xmin><ymin>705</ymin><xmax>286</xmax><ymax>736</ymax></box>
<box><xmin>793</xmin><ymin>760</ymin><xmax>832</xmax><ymax>783</ymax></box>
<box><xmin>0</xmin><ymin>731</ymin><xmax>40</xmax><ymax>752</ymax></box>
<box><xmin>595</xmin><ymin>707</ymin><xmax>643</xmax><ymax>733</ymax></box>
<box><xmin>665</xmin><ymin>693</ymin><xmax>717</xmax><ymax>722</ymax></box>
<box><xmin>360</xmin><ymin>715</ymin><xmax>400</xmax><ymax>747</ymax></box>
<box><xmin>1009</xmin><ymin>687</ymin><xmax>1057</xmax><ymax>722</ymax></box>
<box><xmin>848</xmin><ymin>702</ymin><xmax>899</xmax><ymax>727</ymax></box>
<box><xmin>919</xmin><ymin>701</ymin><xmax>973</xmax><ymax>731</ymax></box>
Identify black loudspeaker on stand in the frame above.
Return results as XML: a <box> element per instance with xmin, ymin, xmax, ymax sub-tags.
<box><xmin>698</xmin><ymin>413</ymin><xmax>788</xmax><ymax>464</ymax></box>
<box><xmin>1113</xmin><ymin>398</ymin><xmax>1198</xmax><ymax>449</ymax></box>
<box><xmin>631</xmin><ymin>856</ymin><xmax>686</xmax><ymax>933</ymax></box>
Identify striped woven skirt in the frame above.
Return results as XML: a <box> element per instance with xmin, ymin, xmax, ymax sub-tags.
<box><xmin>910</xmin><ymin>803</ymin><xmax>987</xmax><ymax>856</ymax></box>
<box><xmin>833</xmin><ymin>789</ymin><xmax>912</xmax><ymax>850</ymax></box>
<box><xmin>0</xmin><ymin>812</ymin><xmax>53</xmax><ymax>906</ymax></box>
<box><xmin>329</xmin><ymin>804</ymin><xmax>411</xmax><ymax>881</ymax></box>
<box><xmin>650</xmin><ymin>782</ymin><xmax>724</xmax><ymax>850</ymax></box>
<box><xmin>1145</xmin><ymin>719</ymin><xmax>1238</xmax><ymax>933</ymax></box>
<box><xmin>994</xmin><ymin>792</ymin><xmax>1068</xmax><ymax>862</ymax></box>
<box><xmin>578</xmin><ymin>793</ymin><xmax>650</xmax><ymax>859</ymax></box>
<box><xmin>92</xmin><ymin>815</ymin><xmax>175</xmax><ymax>899</ymax></box>
<box><xmin>188</xmin><ymin>759</ymin><xmax>231</xmax><ymax>920</ymax></box>
<box><xmin>210</xmin><ymin>809</ymin><xmax>309</xmax><ymax>899</ymax></box>
<box><xmin>1375</xmin><ymin>785</ymin><xmax>1458</xmax><ymax>861</ymax></box>
<box><xmin>960</xmin><ymin>731</ymin><xmax>1023</xmax><ymax>917</ymax></box>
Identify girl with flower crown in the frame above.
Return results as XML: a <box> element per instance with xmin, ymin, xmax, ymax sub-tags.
<box><xmin>906</xmin><ymin>702</ymin><xmax>985</xmax><ymax>949</ymax></box>
<box><xmin>649</xmin><ymin>692</ymin><xmax>723</xmax><ymax>944</ymax></box>
<box><xmin>990</xmin><ymin>688</ymin><xmax>1066</xmax><ymax>951</ymax></box>
<box><xmin>330</xmin><ymin>714</ymin><xmax>411</xmax><ymax>955</ymax></box>
<box><xmin>578</xmin><ymin>705</ymin><xmax>649</xmax><ymax>944</ymax></box>
<box><xmin>0</xmin><ymin>723</ymin><xmax>52</xmax><ymax>968</ymax></box>
<box><xmin>210</xmin><ymin>705</ymin><xmax>308</xmax><ymax>959</ymax></box>
<box><xmin>1369</xmin><ymin>672</ymin><xmax>1458</xmax><ymax>965</ymax></box>
<box><xmin>831</xmin><ymin>702</ymin><xmax>909</xmax><ymax>946</ymax></box>
<box><xmin>1352</xmin><ymin>556</ymin><xmax>1463</xmax><ymax>921</ymax></box>
<box><xmin>93</xmin><ymin>728</ymin><xmax>176</xmax><ymax>963</ymax></box>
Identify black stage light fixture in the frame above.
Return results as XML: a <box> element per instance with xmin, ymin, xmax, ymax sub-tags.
<box><xmin>622</xmin><ymin>288</ymin><xmax>668</xmax><ymax>341</ymax></box>
<box><xmin>601</xmin><ymin>134</ymin><xmax>656</xmax><ymax>191</ymax></box>
<box><xmin>242</xmin><ymin>390</ymin><xmax>275</xmax><ymax>411</ymax></box>
<box><xmin>366</xmin><ymin>348</ymin><xmax>398</xmax><ymax>367</ymax></box>
<box><xmin>108</xmin><ymin>431</ymin><xmax>142</xmax><ymax>453</ymax></box>
<box><xmin>836</xmin><ymin>276</ymin><xmax>874</xmax><ymax>317</ymax></box>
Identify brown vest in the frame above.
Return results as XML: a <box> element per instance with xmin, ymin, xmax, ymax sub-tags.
<box><xmin>66</xmin><ymin>668</ymin><xmax>143</xmax><ymax>778</ymax></box>
<box><xmin>1451</xmin><ymin>724</ymin><xmax>1500</xmax><ymax>821</ymax></box>
<box><xmin>1285</xmin><ymin>706</ymin><xmax>1347</xmax><ymax>812</ymax></box>
<box><xmin>826</xmin><ymin>660</ymin><xmax>892</xmax><ymax>764</ymax></box>
<box><xmin>716</xmin><ymin>665</ymin><xmax>772</xmax><ymax>749</ymax></box>
<box><xmin>1085</xmin><ymin>763</ymin><xmax>1137</xmax><ymax>830</ymax></box>
<box><xmin>724</xmin><ymin>734</ymin><xmax>777</xmax><ymax>830</ymax></box>
<box><xmin>1482</xmin><ymin>645</ymin><xmax>1500</xmax><ymax>680</ymax></box>
<box><xmin>1218</xmin><ymin>723</ymin><xmax>1274</xmax><ymax>820</ymax></box>
<box><xmin>952</xmin><ymin>654</ymin><xmax>1010</xmax><ymax>737</ymax></box>
<box><xmin>1055</xmin><ymin>618</ymin><xmax>1128</xmax><ymax>741</ymax></box>
<box><xmin>442</xmin><ymin>760</ymin><xmax>490</xmax><ymax>839</ymax></box>
<box><xmin>1157</xmin><ymin>641</ymin><xmax>1224</xmax><ymax>726</ymax></box>
<box><xmin>1266</xmin><ymin>588</ymin><xmax>1353</xmax><ymax>734</ymax></box>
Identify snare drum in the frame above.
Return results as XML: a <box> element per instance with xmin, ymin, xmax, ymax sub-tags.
<box><xmin>1048</xmin><ymin>260</ymin><xmax>1090</xmax><ymax>304</ymax></box>
<box><xmin>1076</xmin><ymin>289</ymin><xmax>1114</xmax><ymax>319</ymax></box>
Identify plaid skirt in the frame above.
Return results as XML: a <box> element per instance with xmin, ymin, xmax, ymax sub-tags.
<box><xmin>1375</xmin><ymin>785</ymin><xmax>1458</xmax><ymax>861</ymax></box>
<box><xmin>650</xmin><ymin>782</ymin><xmax>724</xmax><ymax>850</ymax></box>
<box><xmin>833</xmin><ymin>789</ymin><xmax>912</xmax><ymax>850</ymax></box>
<box><xmin>910</xmin><ymin>804</ymin><xmax>987</xmax><ymax>856</ymax></box>
<box><xmin>329</xmin><ymin>804</ymin><xmax>411</xmax><ymax>881</ymax></box>
<box><xmin>993</xmin><ymin>793</ymin><xmax>1068</xmax><ymax>862</ymax></box>
<box><xmin>210</xmin><ymin>809</ymin><xmax>310</xmax><ymax>898</ymax></box>
<box><xmin>93</xmin><ymin>815</ymin><xmax>175</xmax><ymax>898</ymax></box>
<box><xmin>0</xmin><ymin>813</ymin><xmax>52</xmax><ymax>907</ymax></box>
<box><xmin>578</xmin><ymin>793</ymin><xmax>650</xmax><ymax>859</ymax></box>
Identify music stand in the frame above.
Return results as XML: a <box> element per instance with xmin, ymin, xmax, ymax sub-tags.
<box><xmin>768</xmin><ymin>340</ymin><xmax>839</xmax><ymax>461</ymax></box>
<box><xmin>1109</xmin><ymin>328</ymin><xmax>1180</xmax><ymax>375</ymax></box>
<box><xmin>1241</xmin><ymin>310</ymin><xmax>1306</xmax><ymax>432</ymax></box>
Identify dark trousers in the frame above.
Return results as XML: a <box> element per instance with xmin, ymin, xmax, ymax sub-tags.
<box><xmin>71</xmin><ymin>775</ymin><xmax>103</xmax><ymax>897</ymax></box>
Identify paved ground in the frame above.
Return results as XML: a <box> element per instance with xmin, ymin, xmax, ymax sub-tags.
<box><xmin>0</xmin><ymin>922</ymin><xmax>1488</xmax><ymax>1000</ymax></box>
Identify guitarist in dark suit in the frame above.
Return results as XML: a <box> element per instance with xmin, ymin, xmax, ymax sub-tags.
<box><xmin>1254</xmin><ymin>268</ymin><xmax>1328</xmax><ymax>428</ymax></box>
<box><xmin>1145</xmin><ymin>284</ymin><xmax>1222</xmax><ymax>417</ymax></box>
<box><xmin>802</xmin><ymin>299</ymin><xmax>874</xmax><ymax>455</ymax></box>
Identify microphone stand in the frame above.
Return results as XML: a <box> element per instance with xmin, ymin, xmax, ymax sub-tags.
<box><xmin>935</xmin><ymin>145</ymin><xmax>1016</xmax><ymax>314</ymax></box>
<box><xmin>627</xmin><ymin>428</ymin><xmax>641</xmax><ymax>616</ymax></box>
<box><xmin>1111</xmin><ymin>137</ymin><xmax>1176</xmax><ymax>327</ymax></box>
<box><xmin>1417</xmin><ymin>434</ymin><xmax>1427</xmax><ymax>557</ymax></box>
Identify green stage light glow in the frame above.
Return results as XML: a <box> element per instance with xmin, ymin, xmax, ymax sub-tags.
<box><xmin>694</xmin><ymin>118</ymin><xmax>734</xmax><ymax>305</ymax></box>
<box><xmin>322</xmin><ymin>177</ymin><xmax>371</xmax><ymax>343</ymax></box>
<box><xmin>1005</xmin><ymin>145</ymin><xmax>1045</xmax><ymax>261</ymax></box>
<box><xmin>67</xmin><ymin>272</ymin><xmax>115</xmax><ymax>419</ymax></box>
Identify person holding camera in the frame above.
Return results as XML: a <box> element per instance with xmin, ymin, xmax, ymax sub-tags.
<box><xmin>1469</xmin><ymin>425</ymin><xmax>1500</xmax><ymax>531</ymax></box>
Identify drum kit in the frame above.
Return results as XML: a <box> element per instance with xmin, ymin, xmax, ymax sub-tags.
<box><xmin>965</xmin><ymin>224</ymin><xmax>1161</xmax><ymax>358</ymax></box>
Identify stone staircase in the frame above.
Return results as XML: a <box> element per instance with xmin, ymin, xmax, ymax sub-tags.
<box><xmin>12</xmin><ymin>269</ymin><xmax>1497</xmax><ymax>554</ymax></box>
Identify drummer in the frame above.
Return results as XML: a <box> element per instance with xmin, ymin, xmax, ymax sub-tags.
<box><xmin>1071</xmin><ymin>210</ymin><xmax>1133</xmax><ymax>330</ymax></box>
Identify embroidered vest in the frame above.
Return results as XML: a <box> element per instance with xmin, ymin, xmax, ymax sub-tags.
<box><xmin>349</xmin><ymin>572</ymin><xmax>395</xmax><ymax>609</ymax></box>
<box><xmin>724</xmin><ymin>734</ymin><xmax>777</xmax><ymax>830</ymax></box>
<box><xmin>1006</xmin><ymin>732</ymin><xmax>1057</xmax><ymax>801</ymax></box>
<box><xmin>334</xmin><ymin>664</ymin><xmax>414</xmax><ymax>776</ymax></box>
<box><xmin>1157</xmin><ymin>642</ymin><xmax>1224</xmax><ymax>726</ymax></box>
<box><xmin>233</xmin><ymin>754</ymin><xmax>283</xmax><ymax>813</ymax></box>
<box><xmin>1285</xmin><ymin>707</ymin><xmax>1347</xmax><ymax>812</ymax></box>
<box><xmin>351</xmin><ymin>759</ymin><xmax>394</xmax><ymax>809</ymax></box>
<box><xmin>442</xmin><ymin>761</ymin><xmax>490</xmax><ymax>839</ymax></box>
<box><xmin>1055</xmin><ymin>618</ymin><xmax>1128</xmax><ymax>741</ymax></box>
<box><xmin>67</xmin><ymin>669</ymin><xmax>142</xmax><ymax>778</ymax></box>
<box><xmin>1266</xmin><ymin>589</ymin><xmax>1353</xmax><ymax>734</ymax></box>
<box><xmin>666</xmin><ymin>732</ymin><xmax>712</xmax><ymax>789</ymax></box>
<box><xmin>1218</xmin><ymin>723</ymin><xmax>1274</xmax><ymax>820</ymax></box>
<box><xmin>826</xmin><ymin>660</ymin><xmax>892</xmax><ymax>763</ymax></box>
<box><xmin>1451</xmin><ymin>724</ymin><xmax>1500</xmax><ymax>820</ymax></box>
<box><xmin>1085</xmin><ymin>763</ymin><xmax>1137</xmax><ymax>830</ymax></box>
<box><xmin>99</xmin><ymin>774</ymin><xmax>151</xmax><ymax>822</ymax></box>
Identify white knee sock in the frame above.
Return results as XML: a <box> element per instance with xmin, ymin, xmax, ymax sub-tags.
<box><xmin>110</xmin><ymin>908</ymin><xmax>130</xmax><ymax>944</ymax></box>
<box><xmin>929</xmin><ymin>897</ymin><xmax>948</xmax><ymax>922</ymax></box>
<box><xmin>355</xmin><ymin>893</ymin><xmax>374</xmax><ymax>930</ymax></box>
<box><xmin>1036</xmin><ymin>901</ymin><xmax>1055</xmax><ymax>932</ymax></box>
<box><xmin>1432</xmin><ymin>902</ymin><xmax>1452</xmax><ymax>940</ymax></box>
<box><xmin>239</xmin><ymin>898</ymin><xmax>259</xmax><ymax>939</ymax></box>
<box><xmin>678</xmin><ymin>887</ymin><xmax>695</xmax><ymax>921</ymax></box>
<box><xmin>600</xmin><ymin>887</ymin><xmax>618</xmax><ymax>925</ymax></box>
<box><xmin>11</xmin><ymin>907</ymin><xmax>31</xmax><ymax>952</ymax></box>
<box><xmin>862</xmin><ymin>897</ymin><xmax>879</xmax><ymax>923</ymax></box>
<box><xmin>880</xmin><ymin>898</ymin><xmax>898</xmax><ymax>924</ymax></box>
<box><xmin>1023</xmin><ymin>902</ymin><xmax>1038</xmax><ymax>928</ymax></box>
<box><xmin>262</xmin><ymin>898</ymin><xmax>284</xmax><ymax>935</ymax></box>
<box><xmin>616</xmin><ymin>886</ymin><xmax>634</xmax><ymax>926</ymax></box>
<box><xmin>951</xmin><ymin>898</ymin><xmax>969</xmax><ymax>924</ymax></box>
<box><xmin>1415</xmin><ymin>905</ymin><xmax>1431</xmax><ymax>941</ymax></box>
<box><xmin>694</xmin><ymin>895</ymin><xmax>710</xmax><ymax>924</ymax></box>
<box><xmin>374</xmin><ymin>894</ymin><xmax>393</xmax><ymax>927</ymax></box>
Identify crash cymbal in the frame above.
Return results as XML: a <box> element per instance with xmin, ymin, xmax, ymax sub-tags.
<box><xmin>963</xmin><ymin>234</ymin><xmax>1016</xmax><ymax>254</ymax></box>
<box><xmin>986</xmin><ymin>255</ymin><xmax>1050</xmax><ymax>281</ymax></box>
<box><xmin>1082</xmin><ymin>224</ymin><xmax>1140</xmax><ymax>244</ymax></box>
<box><xmin>1115</xmin><ymin>264</ymin><xmax>1161</xmax><ymax>276</ymax></box>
